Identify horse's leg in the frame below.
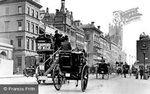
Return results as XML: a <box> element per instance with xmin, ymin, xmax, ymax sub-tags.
<box><xmin>76</xmin><ymin>80</ymin><xmax>78</xmax><ymax>87</ymax></box>
<box><xmin>102</xmin><ymin>74</ymin><xmax>104</xmax><ymax>79</ymax></box>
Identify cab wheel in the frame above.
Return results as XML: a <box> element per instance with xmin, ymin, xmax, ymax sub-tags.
<box><xmin>52</xmin><ymin>65</ymin><xmax>63</xmax><ymax>91</ymax></box>
<box><xmin>43</xmin><ymin>80</ymin><xmax>45</xmax><ymax>84</ymax></box>
<box><xmin>81</xmin><ymin>65</ymin><xmax>89</xmax><ymax>92</ymax></box>
<box><xmin>37</xmin><ymin>80</ymin><xmax>41</xmax><ymax>84</ymax></box>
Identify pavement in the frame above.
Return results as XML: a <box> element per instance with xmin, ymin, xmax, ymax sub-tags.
<box><xmin>0</xmin><ymin>74</ymin><xmax>24</xmax><ymax>78</ymax></box>
<box><xmin>0</xmin><ymin>73</ymin><xmax>117</xmax><ymax>79</ymax></box>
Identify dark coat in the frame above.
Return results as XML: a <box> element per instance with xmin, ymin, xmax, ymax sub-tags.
<box><xmin>139</xmin><ymin>69</ymin><xmax>144</xmax><ymax>75</ymax></box>
<box><xmin>53</xmin><ymin>33</ymin><xmax>62</xmax><ymax>51</ymax></box>
<box><xmin>123</xmin><ymin>64</ymin><xmax>129</xmax><ymax>74</ymax></box>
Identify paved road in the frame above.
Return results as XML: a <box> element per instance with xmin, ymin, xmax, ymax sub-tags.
<box><xmin>0</xmin><ymin>74</ymin><xmax>150</xmax><ymax>94</ymax></box>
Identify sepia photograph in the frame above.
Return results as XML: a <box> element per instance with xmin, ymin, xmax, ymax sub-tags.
<box><xmin>0</xmin><ymin>0</ymin><xmax>149</xmax><ymax>94</ymax></box>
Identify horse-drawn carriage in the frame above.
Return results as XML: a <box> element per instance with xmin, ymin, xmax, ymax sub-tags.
<box><xmin>23</xmin><ymin>56</ymin><xmax>36</xmax><ymax>77</ymax></box>
<box><xmin>34</xmin><ymin>33</ymin><xmax>89</xmax><ymax>91</ymax></box>
<box><xmin>116</xmin><ymin>62</ymin><xmax>130</xmax><ymax>77</ymax></box>
<box><xmin>52</xmin><ymin>50</ymin><xmax>89</xmax><ymax>92</ymax></box>
<box><xmin>96</xmin><ymin>58</ymin><xmax>110</xmax><ymax>79</ymax></box>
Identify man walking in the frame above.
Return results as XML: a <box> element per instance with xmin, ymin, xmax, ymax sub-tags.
<box><xmin>139</xmin><ymin>68</ymin><xmax>144</xmax><ymax>79</ymax></box>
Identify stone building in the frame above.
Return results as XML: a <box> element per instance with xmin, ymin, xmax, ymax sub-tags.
<box><xmin>109</xmin><ymin>23</ymin><xmax>123</xmax><ymax>49</ymax></box>
<box><xmin>41</xmin><ymin>0</ymin><xmax>85</xmax><ymax>49</ymax></box>
<box><xmin>0</xmin><ymin>0</ymin><xmax>42</xmax><ymax>74</ymax></box>
<box><xmin>73</xmin><ymin>20</ymin><xmax>85</xmax><ymax>49</ymax></box>
<box><xmin>82</xmin><ymin>22</ymin><xmax>125</xmax><ymax>66</ymax></box>
<box><xmin>81</xmin><ymin>22</ymin><xmax>103</xmax><ymax>66</ymax></box>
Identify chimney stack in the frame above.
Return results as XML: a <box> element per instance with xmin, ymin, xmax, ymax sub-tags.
<box><xmin>97</xmin><ymin>26</ymin><xmax>100</xmax><ymax>30</ymax></box>
<box><xmin>46</xmin><ymin>7</ymin><xmax>49</xmax><ymax>13</ymax></box>
<box><xmin>60</xmin><ymin>0</ymin><xmax>65</xmax><ymax>12</ymax></box>
<box><xmin>56</xmin><ymin>9</ymin><xmax>59</xmax><ymax>12</ymax></box>
<box><xmin>91</xmin><ymin>21</ymin><xmax>95</xmax><ymax>25</ymax></box>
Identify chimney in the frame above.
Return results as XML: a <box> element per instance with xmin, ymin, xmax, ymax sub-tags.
<box><xmin>97</xmin><ymin>26</ymin><xmax>100</xmax><ymax>30</ymax></box>
<box><xmin>60</xmin><ymin>0</ymin><xmax>65</xmax><ymax>12</ymax></box>
<box><xmin>56</xmin><ymin>9</ymin><xmax>59</xmax><ymax>13</ymax></box>
<box><xmin>71</xmin><ymin>11</ymin><xmax>73</xmax><ymax>16</ymax></box>
<box><xmin>91</xmin><ymin>21</ymin><xmax>95</xmax><ymax>25</ymax></box>
<box><xmin>46</xmin><ymin>7</ymin><xmax>49</xmax><ymax>13</ymax></box>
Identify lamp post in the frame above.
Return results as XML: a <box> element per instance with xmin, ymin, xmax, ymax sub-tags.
<box><xmin>141</xmin><ymin>43</ymin><xmax>148</xmax><ymax>79</ymax></box>
<box><xmin>143</xmin><ymin>51</ymin><xmax>146</xmax><ymax>79</ymax></box>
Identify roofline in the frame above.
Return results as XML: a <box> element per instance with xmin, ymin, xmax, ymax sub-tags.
<box><xmin>0</xmin><ymin>0</ymin><xmax>42</xmax><ymax>8</ymax></box>
<box><xmin>82</xmin><ymin>26</ymin><xmax>103</xmax><ymax>34</ymax></box>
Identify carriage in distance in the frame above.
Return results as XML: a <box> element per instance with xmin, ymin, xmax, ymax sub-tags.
<box><xmin>96</xmin><ymin>57</ymin><xmax>110</xmax><ymax>79</ymax></box>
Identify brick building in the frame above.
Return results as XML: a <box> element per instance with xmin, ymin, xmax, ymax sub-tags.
<box><xmin>136</xmin><ymin>33</ymin><xmax>150</xmax><ymax>69</ymax></box>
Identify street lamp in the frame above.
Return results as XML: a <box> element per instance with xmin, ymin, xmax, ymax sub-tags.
<box><xmin>141</xmin><ymin>43</ymin><xmax>148</xmax><ymax>79</ymax></box>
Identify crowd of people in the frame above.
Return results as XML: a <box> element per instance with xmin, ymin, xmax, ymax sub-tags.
<box><xmin>132</xmin><ymin>66</ymin><xmax>149</xmax><ymax>80</ymax></box>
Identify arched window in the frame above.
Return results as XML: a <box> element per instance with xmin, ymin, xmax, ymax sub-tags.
<box><xmin>1</xmin><ymin>51</ymin><xmax>6</xmax><ymax>56</ymax></box>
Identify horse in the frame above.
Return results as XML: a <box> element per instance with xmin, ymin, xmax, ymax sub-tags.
<box><xmin>116</xmin><ymin>67</ymin><xmax>122</xmax><ymax>76</ymax></box>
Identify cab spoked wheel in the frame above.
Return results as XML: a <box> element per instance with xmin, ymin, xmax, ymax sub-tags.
<box><xmin>81</xmin><ymin>65</ymin><xmax>89</xmax><ymax>92</ymax></box>
<box><xmin>52</xmin><ymin>65</ymin><xmax>63</xmax><ymax>91</ymax></box>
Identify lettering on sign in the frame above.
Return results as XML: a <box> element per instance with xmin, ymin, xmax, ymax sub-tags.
<box><xmin>113</xmin><ymin>7</ymin><xmax>142</xmax><ymax>25</ymax></box>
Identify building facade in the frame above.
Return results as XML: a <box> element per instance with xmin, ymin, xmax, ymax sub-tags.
<box><xmin>0</xmin><ymin>0</ymin><xmax>42</xmax><ymax>74</ymax></box>
<box><xmin>136</xmin><ymin>33</ymin><xmax>150</xmax><ymax>69</ymax></box>
<box><xmin>82</xmin><ymin>22</ymin><xmax>125</xmax><ymax>67</ymax></box>
<box><xmin>73</xmin><ymin>20</ymin><xmax>85</xmax><ymax>49</ymax></box>
<box><xmin>41</xmin><ymin>0</ymin><xmax>85</xmax><ymax>49</ymax></box>
<box><xmin>109</xmin><ymin>23</ymin><xmax>123</xmax><ymax>49</ymax></box>
<box><xmin>81</xmin><ymin>22</ymin><xmax>104</xmax><ymax>66</ymax></box>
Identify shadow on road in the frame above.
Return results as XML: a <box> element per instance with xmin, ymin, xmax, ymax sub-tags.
<box><xmin>59</xmin><ymin>89</ymin><xmax>84</xmax><ymax>93</ymax></box>
<box><xmin>39</xmin><ymin>82</ymin><xmax>54</xmax><ymax>85</ymax></box>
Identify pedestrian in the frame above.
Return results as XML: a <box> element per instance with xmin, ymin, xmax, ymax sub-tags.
<box><xmin>135</xmin><ymin>68</ymin><xmax>139</xmax><ymax>79</ymax></box>
<box><xmin>139</xmin><ymin>68</ymin><xmax>144</xmax><ymax>79</ymax></box>
<box><xmin>122</xmin><ymin>62</ymin><xmax>129</xmax><ymax>78</ymax></box>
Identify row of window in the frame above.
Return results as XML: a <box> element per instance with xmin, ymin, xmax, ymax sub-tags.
<box><xmin>5</xmin><ymin>6</ymin><xmax>39</xmax><ymax>19</ymax></box>
<box><xmin>5</xmin><ymin>20</ymin><xmax>39</xmax><ymax>33</ymax></box>
<box><xmin>5</xmin><ymin>6</ymin><xmax>23</xmax><ymax>15</ymax></box>
<box><xmin>26</xmin><ymin>20</ymin><xmax>39</xmax><ymax>34</ymax></box>
<box><xmin>76</xmin><ymin>35</ymin><xmax>84</xmax><ymax>43</ymax></box>
<box><xmin>10</xmin><ymin>37</ymin><xmax>35</xmax><ymax>51</ymax></box>
<box><xmin>67</xmin><ymin>28</ymin><xmax>76</xmax><ymax>37</ymax></box>
<box><xmin>94</xmin><ymin>34</ymin><xmax>104</xmax><ymax>43</ymax></box>
<box><xmin>27</xmin><ymin>6</ymin><xmax>39</xmax><ymax>19</ymax></box>
<box><xmin>5</xmin><ymin>20</ymin><xmax>23</xmax><ymax>31</ymax></box>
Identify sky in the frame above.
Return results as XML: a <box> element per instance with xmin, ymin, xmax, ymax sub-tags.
<box><xmin>40</xmin><ymin>0</ymin><xmax>150</xmax><ymax>64</ymax></box>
